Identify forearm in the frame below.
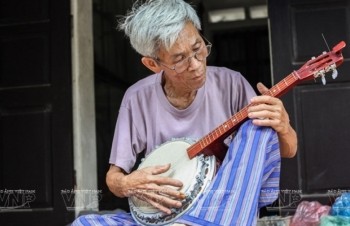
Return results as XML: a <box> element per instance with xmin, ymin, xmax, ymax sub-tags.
<box><xmin>106</xmin><ymin>165</ymin><xmax>128</xmax><ymax>198</ymax></box>
<box><xmin>278</xmin><ymin>125</ymin><xmax>298</xmax><ymax>158</ymax></box>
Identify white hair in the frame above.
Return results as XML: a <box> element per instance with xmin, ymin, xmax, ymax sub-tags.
<box><xmin>118</xmin><ymin>0</ymin><xmax>201</xmax><ymax>57</ymax></box>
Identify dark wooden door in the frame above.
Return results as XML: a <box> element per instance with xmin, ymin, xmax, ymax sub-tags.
<box><xmin>0</xmin><ymin>0</ymin><xmax>74</xmax><ymax>225</ymax></box>
<box><xmin>269</xmin><ymin>0</ymin><xmax>350</xmax><ymax>215</ymax></box>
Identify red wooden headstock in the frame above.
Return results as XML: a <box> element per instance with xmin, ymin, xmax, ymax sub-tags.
<box><xmin>187</xmin><ymin>41</ymin><xmax>346</xmax><ymax>160</ymax></box>
<box><xmin>295</xmin><ymin>41</ymin><xmax>346</xmax><ymax>83</ymax></box>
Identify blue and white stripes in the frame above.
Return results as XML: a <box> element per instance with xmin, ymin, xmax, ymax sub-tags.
<box><xmin>178</xmin><ymin>120</ymin><xmax>281</xmax><ymax>226</ymax></box>
<box><xmin>72</xmin><ymin>120</ymin><xmax>281</xmax><ymax>226</ymax></box>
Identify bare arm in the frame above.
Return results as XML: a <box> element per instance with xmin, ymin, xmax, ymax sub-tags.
<box><xmin>276</xmin><ymin>124</ymin><xmax>297</xmax><ymax>158</ymax></box>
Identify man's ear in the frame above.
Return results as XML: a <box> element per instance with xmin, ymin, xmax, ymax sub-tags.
<box><xmin>141</xmin><ymin>57</ymin><xmax>162</xmax><ymax>73</ymax></box>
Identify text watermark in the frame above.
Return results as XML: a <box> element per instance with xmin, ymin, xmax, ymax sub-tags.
<box><xmin>0</xmin><ymin>189</ymin><xmax>36</xmax><ymax>211</ymax></box>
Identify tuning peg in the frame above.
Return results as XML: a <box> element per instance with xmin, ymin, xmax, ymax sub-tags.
<box><xmin>332</xmin><ymin>69</ymin><xmax>338</xmax><ymax>79</ymax></box>
<box><xmin>317</xmin><ymin>70</ymin><xmax>326</xmax><ymax>85</ymax></box>
<box><xmin>321</xmin><ymin>75</ymin><xmax>326</xmax><ymax>85</ymax></box>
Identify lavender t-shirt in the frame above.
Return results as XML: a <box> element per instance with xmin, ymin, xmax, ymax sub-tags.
<box><xmin>109</xmin><ymin>66</ymin><xmax>256</xmax><ymax>173</ymax></box>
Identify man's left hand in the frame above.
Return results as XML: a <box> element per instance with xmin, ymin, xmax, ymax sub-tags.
<box><xmin>247</xmin><ymin>82</ymin><xmax>290</xmax><ymax>135</ymax></box>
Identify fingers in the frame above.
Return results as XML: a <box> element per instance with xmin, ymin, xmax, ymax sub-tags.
<box><xmin>139</xmin><ymin>182</ymin><xmax>185</xmax><ymax>199</ymax></box>
<box><xmin>248</xmin><ymin>89</ymin><xmax>290</xmax><ymax>133</ymax></box>
<box><xmin>125</xmin><ymin>164</ymin><xmax>186</xmax><ymax>214</ymax></box>
<box><xmin>250</xmin><ymin>117</ymin><xmax>282</xmax><ymax>127</ymax></box>
<box><xmin>150</xmin><ymin>163</ymin><xmax>171</xmax><ymax>175</ymax></box>
<box><xmin>248</xmin><ymin>99</ymin><xmax>284</xmax><ymax>120</ymax></box>
<box><xmin>149</xmin><ymin>176</ymin><xmax>183</xmax><ymax>188</ymax></box>
<box><xmin>132</xmin><ymin>186</ymin><xmax>185</xmax><ymax>214</ymax></box>
<box><xmin>250</xmin><ymin>95</ymin><xmax>282</xmax><ymax>106</ymax></box>
<box><xmin>248</xmin><ymin>108</ymin><xmax>282</xmax><ymax>120</ymax></box>
<box><xmin>144</xmin><ymin>165</ymin><xmax>183</xmax><ymax>188</ymax></box>
<box><xmin>127</xmin><ymin>165</ymin><xmax>185</xmax><ymax>214</ymax></box>
<box><xmin>256</xmin><ymin>82</ymin><xmax>269</xmax><ymax>94</ymax></box>
<box><xmin>139</xmin><ymin>194</ymin><xmax>173</xmax><ymax>214</ymax></box>
<box><xmin>248</xmin><ymin>101</ymin><xmax>282</xmax><ymax>112</ymax></box>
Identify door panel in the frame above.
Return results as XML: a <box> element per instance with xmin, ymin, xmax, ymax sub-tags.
<box><xmin>269</xmin><ymin>0</ymin><xmax>350</xmax><ymax>214</ymax></box>
<box><xmin>0</xmin><ymin>0</ymin><xmax>74</xmax><ymax>225</ymax></box>
<box><xmin>295</xmin><ymin>84</ymin><xmax>350</xmax><ymax>192</ymax></box>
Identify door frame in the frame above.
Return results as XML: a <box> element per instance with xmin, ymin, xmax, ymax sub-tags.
<box><xmin>71</xmin><ymin>0</ymin><xmax>98</xmax><ymax>217</ymax></box>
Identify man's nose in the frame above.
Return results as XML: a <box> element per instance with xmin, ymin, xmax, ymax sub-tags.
<box><xmin>187</xmin><ymin>53</ymin><xmax>202</xmax><ymax>69</ymax></box>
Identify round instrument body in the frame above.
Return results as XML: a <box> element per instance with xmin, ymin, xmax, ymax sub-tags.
<box><xmin>129</xmin><ymin>139</ymin><xmax>216</xmax><ymax>225</ymax></box>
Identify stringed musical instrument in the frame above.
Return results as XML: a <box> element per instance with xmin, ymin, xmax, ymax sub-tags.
<box><xmin>129</xmin><ymin>41</ymin><xmax>346</xmax><ymax>226</ymax></box>
<box><xmin>188</xmin><ymin>41</ymin><xmax>346</xmax><ymax>161</ymax></box>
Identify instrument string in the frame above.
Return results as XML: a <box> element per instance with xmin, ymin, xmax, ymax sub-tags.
<box><xmin>322</xmin><ymin>33</ymin><xmax>331</xmax><ymax>51</ymax></box>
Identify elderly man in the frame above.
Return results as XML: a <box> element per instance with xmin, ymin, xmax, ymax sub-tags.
<box><xmin>73</xmin><ymin>0</ymin><xmax>297</xmax><ymax>225</ymax></box>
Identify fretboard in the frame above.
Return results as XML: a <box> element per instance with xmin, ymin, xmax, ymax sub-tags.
<box><xmin>187</xmin><ymin>71</ymin><xmax>300</xmax><ymax>159</ymax></box>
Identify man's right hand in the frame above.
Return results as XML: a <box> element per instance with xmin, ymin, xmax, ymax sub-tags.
<box><xmin>106</xmin><ymin>164</ymin><xmax>185</xmax><ymax>214</ymax></box>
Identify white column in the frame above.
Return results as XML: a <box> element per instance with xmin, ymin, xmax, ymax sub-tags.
<box><xmin>71</xmin><ymin>0</ymin><xmax>98</xmax><ymax>216</ymax></box>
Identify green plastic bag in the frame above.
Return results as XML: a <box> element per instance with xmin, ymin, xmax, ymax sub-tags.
<box><xmin>320</xmin><ymin>215</ymin><xmax>350</xmax><ymax>226</ymax></box>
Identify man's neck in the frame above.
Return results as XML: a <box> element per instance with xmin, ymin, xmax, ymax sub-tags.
<box><xmin>162</xmin><ymin>81</ymin><xmax>197</xmax><ymax>110</ymax></box>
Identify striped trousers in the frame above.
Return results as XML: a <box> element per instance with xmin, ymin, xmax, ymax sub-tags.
<box><xmin>72</xmin><ymin>120</ymin><xmax>281</xmax><ymax>226</ymax></box>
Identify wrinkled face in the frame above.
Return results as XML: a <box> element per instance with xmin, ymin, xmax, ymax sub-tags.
<box><xmin>156</xmin><ymin>22</ymin><xmax>208</xmax><ymax>92</ymax></box>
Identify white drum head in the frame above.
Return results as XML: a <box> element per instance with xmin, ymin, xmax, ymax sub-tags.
<box><xmin>129</xmin><ymin>139</ymin><xmax>216</xmax><ymax>226</ymax></box>
<box><xmin>131</xmin><ymin>140</ymin><xmax>196</xmax><ymax>213</ymax></box>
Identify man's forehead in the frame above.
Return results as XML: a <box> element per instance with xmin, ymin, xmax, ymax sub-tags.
<box><xmin>166</xmin><ymin>35</ymin><xmax>201</xmax><ymax>55</ymax></box>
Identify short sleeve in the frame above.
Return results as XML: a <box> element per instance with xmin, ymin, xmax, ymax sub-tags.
<box><xmin>109</xmin><ymin>106</ymin><xmax>145</xmax><ymax>173</ymax></box>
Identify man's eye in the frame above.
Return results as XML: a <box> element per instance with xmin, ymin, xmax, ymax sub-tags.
<box><xmin>193</xmin><ymin>43</ymin><xmax>203</xmax><ymax>51</ymax></box>
<box><xmin>174</xmin><ymin>56</ymin><xmax>185</xmax><ymax>64</ymax></box>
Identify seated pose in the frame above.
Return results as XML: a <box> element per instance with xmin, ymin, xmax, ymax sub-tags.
<box><xmin>73</xmin><ymin>0</ymin><xmax>297</xmax><ymax>225</ymax></box>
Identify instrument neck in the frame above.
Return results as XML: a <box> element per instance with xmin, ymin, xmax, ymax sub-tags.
<box><xmin>187</xmin><ymin>72</ymin><xmax>300</xmax><ymax>160</ymax></box>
